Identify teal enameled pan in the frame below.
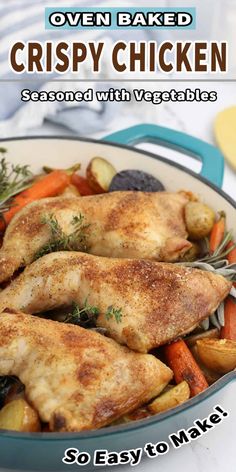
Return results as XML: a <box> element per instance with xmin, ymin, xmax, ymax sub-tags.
<box><xmin>0</xmin><ymin>124</ymin><xmax>234</xmax><ymax>471</ymax></box>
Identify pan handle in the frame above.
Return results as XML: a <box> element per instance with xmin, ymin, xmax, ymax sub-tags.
<box><xmin>103</xmin><ymin>124</ymin><xmax>224</xmax><ymax>188</ymax></box>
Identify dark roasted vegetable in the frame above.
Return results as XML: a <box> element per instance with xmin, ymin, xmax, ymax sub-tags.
<box><xmin>109</xmin><ymin>170</ymin><xmax>165</xmax><ymax>192</ymax></box>
<box><xmin>0</xmin><ymin>376</ymin><xmax>24</xmax><ymax>409</ymax></box>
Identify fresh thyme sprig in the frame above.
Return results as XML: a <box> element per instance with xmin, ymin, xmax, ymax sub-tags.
<box><xmin>65</xmin><ymin>298</ymin><xmax>99</xmax><ymax>327</ymax></box>
<box><xmin>64</xmin><ymin>300</ymin><xmax>123</xmax><ymax>328</ymax></box>
<box><xmin>0</xmin><ymin>151</ymin><xmax>32</xmax><ymax>212</ymax></box>
<box><xmin>35</xmin><ymin>213</ymin><xmax>91</xmax><ymax>259</ymax></box>
<box><xmin>105</xmin><ymin>305</ymin><xmax>123</xmax><ymax>323</ymax></box>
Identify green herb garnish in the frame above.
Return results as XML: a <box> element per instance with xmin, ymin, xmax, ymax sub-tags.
<box><xmin>105</xmin><ymin>305</ymin><xmax>123</xmax><ymax>323</ymax></box>
<box><xmin>65</xmin><ymin>298</ymin><xmax>99</xmax><ymax>327</ymax></box>
<box><xmin>65</xmin><ymin>301</ymin><xmax>123</xmax><ymax>327</ymax></box>
<box><xmin>180</xmin><ymin>231</ymin><xmax>236</xmax><ymax>282</ymax></box>
<box><xmin>35</xmin><ymin>213</ymin><xmax>90</xmax><ymax>259</ymax></box>
<box><xmin>178</xmin><ymin>230</ymin><xmax>236</xmax><ymax>331</ymax></box>
<box><xmin>0</xmin><ymin>151</ymin><xmax>32</xmax><ymax>211</ymax></box>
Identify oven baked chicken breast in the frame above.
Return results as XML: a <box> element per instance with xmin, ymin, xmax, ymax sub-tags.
<box><xmin>0</xmin><ymin>252</ymin><xmax>231</xmax><ymax>353</ymax></box>
<box><xmin>0</xmin><ymin>311</ymin><xmax>172</xmax><ymax>431</ymax></box>
<box><xmin>0</xmin><ymin>191</ymin><xmax>191</xmax><ymax>283</ymax></box>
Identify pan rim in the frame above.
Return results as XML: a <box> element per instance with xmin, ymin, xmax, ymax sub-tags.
<box><xmin>0</xmin><ymin>133</ymin><xmax>235</xmax><ymax>208</ymax></box>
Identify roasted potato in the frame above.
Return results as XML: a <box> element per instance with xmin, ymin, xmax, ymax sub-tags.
<box><xmin>185</xmin><ymin>201</ymin><xmax>215</xmax><ymax>239</ymax></box>
<box><xmin>86</xmin><ymin>157</ymin><xmax>116</xmax><ymax>193</ymax></box>
<box><xmin>148</xmin><ymin>381</ymin><xmax>190</xmax><ymax>414</ymax></box>
<box><xmin>190</xmin><ymin>344</ymin><xmax>221</xmax><ymax>385</ymax></box>
<box><xmin>185</xmin><ymin>328</ymin><xmax>219</xmax><ymax>348</ymax></box>
<box><xmin>0</xmin><ymin>398</ymin><xmax>41</xmax><ymax>432</ymax></box>
<box><xmin>60</xmin><ymin>184</ymin><xmax>80</xmax><ymax>197</ymax></box>
<box><xmin>196</xmin><ymin>338</ymin><xmax>236</xmax><ymax>374</ymax></box>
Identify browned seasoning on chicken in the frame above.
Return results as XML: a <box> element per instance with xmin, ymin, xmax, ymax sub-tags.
<box><xmin>0</xmin><ymin>311</ymin><xmax>172</xmax><ymax>432</ymax></box>
<box><xmin>0</xmin><ymin>252</ymin><xmax>231</xmax><ymax>352</ymax></box>
<box><xmin>0</xmin><ymin>191</ymin><xmax>191</xmax><ymax>283</ymax></box>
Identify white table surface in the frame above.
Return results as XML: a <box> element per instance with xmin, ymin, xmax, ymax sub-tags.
<box><xmin>1</xmin><ymin>82</ymin><xmax>235</xmax><ymax>472</ymax></box>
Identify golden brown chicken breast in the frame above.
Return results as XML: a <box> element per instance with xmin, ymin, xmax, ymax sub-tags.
<box><xmin>0</xmin><ymin>191</ymin><xmax>191</xmax><ymax>283</ymax></box>
<box><xmin>0</xmin><ymin>311</ymin><xmax>172</xmax><ymax>431</ymax></box>
<box><xmin>0</xmin><ymin>252</ymin><xmax>231</xmax><ymax>352</ymax></box>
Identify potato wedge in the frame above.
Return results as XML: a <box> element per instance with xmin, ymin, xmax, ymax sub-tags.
<box><xmin>190</xmin><ymin>345</ymin><xmax>221</xmax><ymax>385</ymax></box>
<box><xmin>196</xmin><ymin>338</ymin><xmax>236</xmax><ymax>374</ymax></box>
<box><xmin>86</xmin><ymin>157</ymin><xmax>116</xmax><ymax>193</ymax></box>
<box><xmin>185</xmin><ymin>201</ymin><xmax>215</xmax><ymax>239</ymax></box>
<box><xmin>0</xmin><ymin>398</ymin><xmax>40</xmax><ymax>432</ymax></box>
<box><xmin>148</xmin><ymin>381</ymin><xmax>190</xmax><ymax>414</ymax></box>
<box><xmin>185</xmin><ymin>328</ymin><xmax>219</xmax><ymax>348</ymax></box>
<box><xmin>60</xmin><ymin>184</ymin><xmax>80</xmax><ymax>197</ymax></box>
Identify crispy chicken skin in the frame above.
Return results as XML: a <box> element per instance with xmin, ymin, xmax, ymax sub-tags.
<box><xmin>0</xmin><ymin>252</ymin><xmax>231</xmax><ymax>353</ymax></box>
<box><xmin>0</xmin><ymin>311</ymin><xmax>172</xmax><ymax>431</ymax></box>
<box><xmin>0</xmin><ymin>191</ymin><xmax>191</xmax><ymax>283</ymax></box>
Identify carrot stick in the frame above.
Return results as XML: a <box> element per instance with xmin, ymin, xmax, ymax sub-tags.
<box><xmin>226</xmin><ymin>240</ymin><xmax>236</xmax><ymax>288</ymax></box>
<box><xmin>71</xmin><ymin>173</ymin><xmax>95</xmax><ymax>196</ymax></box>
<box><xmin>0</xmin><ymin>170</ymin><xmax>70</xmax><ymax>231</ymax></box>
<box><xmin>227</xmin><ymin>240</ymin><xmax>236</xmax><ymax>265</ymax></box>
<box><xmin>164</xmin><ymin>339</ymin><xmax>209</xmax><ymax>397</ymax></box>
<box><xmin>220</xmin><ymin>240</ymin><xmax>236</xmax><ymax>339</ymax></box>
<box><xmin>221</xmin><ymin>298</ymin><xmax>236</xmax><ymax>341</ymax></box>
<box><xmin>209</xmin><ymin>212</ymin><xmax>225</xmax><ymax>253</ymax></box>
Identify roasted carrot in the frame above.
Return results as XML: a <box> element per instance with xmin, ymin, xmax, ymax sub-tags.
<box><xmin>209</xmin><ymin>212</ymin><xmax>225</xmax><ymax>253</ymax></box>
<box><xmin>227</xmin><ymin>240</ymin><xmax>236</xmax><ymax>265</ymax></box>
<box><xmin>0</xmin><ymin>170</ymin><xmax>70</xmax><ymax>231</ymax></box>
<box><xmin>210</xmin><ymin>224</ymin><xmax>236</xmax><ymax>341</ymax></box>
<box><xmin>71</xmin><ymin>173</ymin><xmax>95</xmax><ymax>196</ymax></box>
<box><xmin>164</xmin><ymin>339</ymin><xmax>209</xmax><ymax>397</ymax></box>
<box><xmin>227</xmin><ymin>240</ymin><xmax>236</xmax><ymax>289</ymax></box>
<box><xmin>220</xmin><ymin>238</ymin><xmax>236</xmax><ymax>339</ymax></box>
<box><xmin>221</xmin><ymin>298</ymin><xmax>236</xmax><ymax>341</ymax></box>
